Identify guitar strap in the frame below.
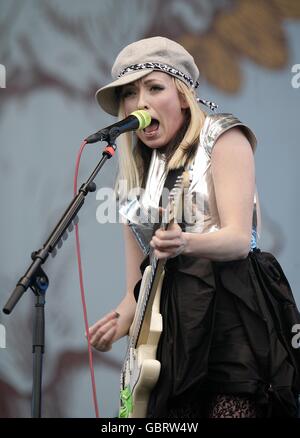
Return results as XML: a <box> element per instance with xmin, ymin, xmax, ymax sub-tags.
<box><xmin>161</xmin><ymin>166</ymin><xmax>185</xmax><ymax>196</ymax></box>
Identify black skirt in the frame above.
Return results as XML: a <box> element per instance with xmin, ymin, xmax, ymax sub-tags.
<box><xmin>137</xmin><ymin>249</ymin><xmax>300</xmax><ymax>418</ymax></box>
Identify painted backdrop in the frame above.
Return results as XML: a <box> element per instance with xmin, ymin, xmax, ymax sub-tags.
<box><xmin>0</xmin><ymin>0</ymin><xmax>299</xmax><ymax>417</ymax></box>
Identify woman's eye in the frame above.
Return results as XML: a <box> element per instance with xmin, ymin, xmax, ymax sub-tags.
<box><xmin>122</xmin><ymin>89</ymin><xmax>135</xmax><ymax>98</ymax></box>
<box><xmin>121</xmin><ymin>85</ymin><xmax>163</xmax><ymax>98</ymax></box>
<box><xmin>150</xmin><ymin>85</ymin><xmax>163</xmax><ymax>91</ymax></box>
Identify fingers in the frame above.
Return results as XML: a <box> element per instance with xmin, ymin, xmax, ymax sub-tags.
<box><xmin>91</xmin><ymin>323</ymin><xmax>118</xmax><ymax>352</ymax></box>
<box><xmin>151</xmin><ymin>224</ymin><xmax>182</xmax><ymax>249</ymax></box>
<box><xmin>89</xmin><ymin>319</ymin><xmax>117</xmax><ymax>352</ymax></box>
<box><xmin>88</xmin><ymin>310</ymin><xmax>120</xmax><ymax>352</ymax></box>
<box><xmin>150</xmin><ymin>226</ymin><xmax>182</xmax><ymax>253</ymax></box>
<box><xmin>150</xmin><ymin>236</ymin><xmax>181</xmax><ymax>249</ymax></box>
<box><xmin>150</xmin><ymin>225</ymin><xmax>186</xmax><ymax>260</ymax></box>
<box><xmin>153</xmin><ymin>247</ymin><xmax>184</xmax><ymax>260</ymax></box>
<box><xmin>89</xmin><ymin>310</ymin><xmax>119</xmax><ymax>336</ymax></box>
<box><xmin>155</xmin><ymin>224</ymin><xmax>181</xmax><ymax>240</ymax></box>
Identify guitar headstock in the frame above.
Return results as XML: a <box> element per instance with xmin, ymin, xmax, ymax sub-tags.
<box><xmin>161</xmin><ymin>170</ymin><xmax>190</xmax><ymax>227</ymax></box>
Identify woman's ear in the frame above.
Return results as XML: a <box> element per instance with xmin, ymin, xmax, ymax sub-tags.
<box><xmin>179</xmin><ymin>93</ymin><xmax>189</xmax><ymax>109</ymax></box>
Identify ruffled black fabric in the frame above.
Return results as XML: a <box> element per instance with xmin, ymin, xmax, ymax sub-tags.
<box><xmin>134</xmin><ymin>249</ymin><xmax>300</xmax><ymax>418</ymax></box>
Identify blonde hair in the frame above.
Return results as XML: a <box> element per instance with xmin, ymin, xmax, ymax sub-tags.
<box><xmin>116</xmin><ymin>77</ymin><xmax>206</xmax><ymax>198</ymax></box>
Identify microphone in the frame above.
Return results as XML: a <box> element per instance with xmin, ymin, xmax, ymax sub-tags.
<box><xmin>85</xmin><ymin>110</ymin><xmax>151</xmax><ymax>144</ymax></box>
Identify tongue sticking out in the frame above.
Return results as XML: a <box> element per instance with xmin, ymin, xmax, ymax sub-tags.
<box><xmin>144</xmin><ymin>119</ymin><xmax>159</xmax><ymax>133</ymax></box>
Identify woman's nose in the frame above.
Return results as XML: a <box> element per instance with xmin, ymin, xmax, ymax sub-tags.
<box><xmin>137</xmin><ymin>91</ymin><xmax>149</xmax><ymax>110</ymax></box>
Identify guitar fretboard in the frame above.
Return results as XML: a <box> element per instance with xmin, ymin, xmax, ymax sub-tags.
<box><xmin>130</xmin><ymin>252</ymin><xmax>163</xmax><ymax>349</ymax></box>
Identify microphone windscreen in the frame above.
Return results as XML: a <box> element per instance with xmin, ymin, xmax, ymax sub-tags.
<box><xmin>130</xmin><ymin>110</ymin><xmax>151</xmax><ymax>130</ymax></box>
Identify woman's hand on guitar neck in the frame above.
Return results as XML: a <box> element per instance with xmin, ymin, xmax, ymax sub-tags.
<box><xmin>88</xmin><ymin>310</ymin><xmax>120</xmax><ymax>352</ymax></box>
<box><xmin>150</xmin><ymin>222</ymin><xmax>187</xmax><ymax>259</ymax></box>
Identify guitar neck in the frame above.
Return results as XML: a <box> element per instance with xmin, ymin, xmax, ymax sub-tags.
<box><xmin>129</xmin><ymin>255</ymin><xmax>166</xmax><ymax>349</ymax></box>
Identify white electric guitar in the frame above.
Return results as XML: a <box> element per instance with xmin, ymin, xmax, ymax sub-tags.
<box><xmin>119</xmin><ymin>171</ymin><xmax>189</xmax><ymax>418</ymax></box>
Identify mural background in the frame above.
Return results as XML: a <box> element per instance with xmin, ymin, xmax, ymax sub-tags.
<box><xmin>0</xmin><ymin>0</ymin><xmax>299</xmax><ymax>417</ymax></box>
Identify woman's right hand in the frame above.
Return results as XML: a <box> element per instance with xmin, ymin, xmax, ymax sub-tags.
<box><xmin>88</xmin><ymin>310</ymin><xmax>120</xmax><ymax>352</ymax></box>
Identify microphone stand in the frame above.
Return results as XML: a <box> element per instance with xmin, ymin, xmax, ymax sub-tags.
<box><xmin>2</xmin><ymin>136</ymin><xmax>117</xmax><ymax>418</ymax></box>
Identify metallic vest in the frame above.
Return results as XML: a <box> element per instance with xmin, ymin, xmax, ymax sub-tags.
<box><xmin>119</xmin><ymin>113</ymin><xmax>260</xmax><ymax>255</ymax></box>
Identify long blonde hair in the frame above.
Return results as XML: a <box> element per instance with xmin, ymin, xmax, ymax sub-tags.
<box><xmin>116</xmin><ymin>77</ymin><xmax>206</xmax><ymax>198</ymax></box>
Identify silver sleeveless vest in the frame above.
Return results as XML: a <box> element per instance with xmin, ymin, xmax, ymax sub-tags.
<box><xmin>119</xmin><ymin>113</ymin><xmax>260</xmax><ymax>255</ymax></box>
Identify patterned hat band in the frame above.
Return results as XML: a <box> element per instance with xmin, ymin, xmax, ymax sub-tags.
<box><xmin>118</xmin><ymin>62</ymin><xmax>200</xmax><ymax>89</ymax></box>
<box><xmin>196</xmin><ymin>98</ymin><xmax>219</xmax><ymax>112</ymax></box>
<box><xmin>118</xmin><ymin>62</ymin><xmax>218</xmax><ymax>112</ymax></box>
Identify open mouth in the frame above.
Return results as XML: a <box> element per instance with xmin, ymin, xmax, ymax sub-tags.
<box><xmin>143</xmin><ymin>118</ymin><xmax>160</xmax><ymax>134</ymax></box>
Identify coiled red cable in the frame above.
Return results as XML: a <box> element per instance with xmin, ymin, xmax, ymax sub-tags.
<box><xmin>73</xmin><ymin>140</ymin><xmax>100</xmax><ymax>418</ymax></box>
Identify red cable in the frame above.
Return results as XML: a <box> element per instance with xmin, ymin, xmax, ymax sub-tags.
<box><xmin>73</xmin><ymin>140</ymin><xmax>100</xmax><ymax>418</ymax></box>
